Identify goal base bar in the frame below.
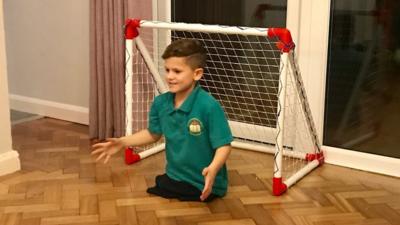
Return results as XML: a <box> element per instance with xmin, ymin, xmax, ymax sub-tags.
<box><xmin>273</xmin><ymin>158</ymin><xmax>322</xmax><ymax>196</ymax></box>
<box><xmin>125</xmin><ymin>144</ymin><xmax>165</xmax><ymax>165</ymax></box>
<box><xmin>232</xmin><ymin>140</ymin><xmax>320</xmax><ymax>161</ymax></box>
<box><xmin>125</xmin><ymin>140</ymin><xmax>317</xmax><ymax>162</ymax></box>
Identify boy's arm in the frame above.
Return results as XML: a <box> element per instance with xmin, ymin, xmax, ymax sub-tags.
<box><xmin>200</xmin><ymin>144</ymin><xmax>231</xmax><ymax>201</ymax></box>
<box><xmin>91</xmin><ymin>129</ymin><xmax>161</xmax><ymax>164</ymax></box>
<box><xmin>119</xmin><ymin>129</ymin><xmax>161</xmax><ymax>147</ymax></box>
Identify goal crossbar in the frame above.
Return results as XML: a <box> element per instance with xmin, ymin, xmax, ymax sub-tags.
<box><xmin>126</xmin><ymin>19</ymin><xmax>296</xmax><ymax>52</ymax></box>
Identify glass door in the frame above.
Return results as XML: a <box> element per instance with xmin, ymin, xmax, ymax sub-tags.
<box><xmin>324</xmin><ymin>0</ymin><xmax>400</xmax><ymax>158</ymax></box>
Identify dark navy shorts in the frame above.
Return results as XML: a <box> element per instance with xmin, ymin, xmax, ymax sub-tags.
<box><xmin>147</xmin><ymin>173</ymin><xmax>217</xmax><ymax>202</ymax></box>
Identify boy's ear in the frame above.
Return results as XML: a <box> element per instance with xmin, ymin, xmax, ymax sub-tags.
<box><xmin>193</xmin><ymin>68</ymin><xmax>204</xmax><ymax>81</ymax></box>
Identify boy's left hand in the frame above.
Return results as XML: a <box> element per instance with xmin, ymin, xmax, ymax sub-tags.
<box><xmin>200</xmin><ymin>166</ymin><xmax>217</xmax><ymax>201</ymax></box>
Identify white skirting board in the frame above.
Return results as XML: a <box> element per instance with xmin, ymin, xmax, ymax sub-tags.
<box><xmin>9</xmin><ymin>94</ymin><xmax>89</xmax><ymax>125</ymax></box>
<box><xmin>0</xmin><ymin>150</ymin><xmax>20</xmax><ymax>176</ymax></box>
<box><xmin>324</xmin><ymin>145</ymin><xmax>400</xmax><ymax>178</ymax></box>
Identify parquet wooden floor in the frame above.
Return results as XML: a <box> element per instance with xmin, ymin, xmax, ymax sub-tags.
<box><xmin>1</xmin><ymin>118</ymin><xmax>399</xmax><ymax>225</ymax></box>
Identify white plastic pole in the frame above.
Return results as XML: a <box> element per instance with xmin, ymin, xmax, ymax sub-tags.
<box><xmin>138</xmin><ymin>143</ymin><xmax>166</xmax><ymax>159</ymax></box>
<box><xmin>140</xmin><ymin>20</ymin><xmax>268</xmax><ymax>37</ymax></box>
<box><xmin>274</xmin><ymin>53</ymin><xmax>289</xmax><ymax>178</ymax></box>
<box><xmin>231</xmin><ymin>141</ymin><xmax>275</xmax><ymax>154</ymax></box>
<box><xmin>125</xmin><ymin>39</ymin><xmax>133</xmax><ymax>136</ymax></box>
<box><xmin>231</xmin><ymin>140</ymin><xmax>306</xmax><ymax>160</ymax></box>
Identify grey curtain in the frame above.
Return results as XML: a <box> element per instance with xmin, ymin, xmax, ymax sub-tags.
<box><xmin>89</xmin><ymin>0</ymin><xmax>152</xmax><ymax>139</ymax></box>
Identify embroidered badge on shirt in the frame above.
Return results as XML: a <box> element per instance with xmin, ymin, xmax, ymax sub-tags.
<box><xmin>188</xmin><ymin>118</ymin><xmax>203</xmax><ymax>136</ymax></box>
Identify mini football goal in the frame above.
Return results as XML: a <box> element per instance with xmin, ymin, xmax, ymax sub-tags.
<box><xmin>123</xmin><ymin>19</ymin><xmax>323</xmax><ymax>195</ymax></box>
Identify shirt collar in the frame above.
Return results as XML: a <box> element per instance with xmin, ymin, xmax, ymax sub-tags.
<box><xmin>166</xmin><ymin>84</ymin><xmax>201</xmax><ymax>114</ymax></box>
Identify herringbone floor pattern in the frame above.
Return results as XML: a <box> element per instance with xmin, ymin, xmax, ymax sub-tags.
<box><xmin>1</xmin><ymin>118</ymin><xmax>399</xmax><ymax>225</ymax></box>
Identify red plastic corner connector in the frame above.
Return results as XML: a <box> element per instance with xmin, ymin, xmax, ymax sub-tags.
<box><xmin>124</xmin><ymin>19</ymin><xmax>140</xmax><ymax>40</ymax></box>
<box><xmin>305</xmin><ymin>151</ymin><xmax>325</xmax><ymax>164</ymax></box>
<box><xmin>125</xmin><ymin>147</ymin><xmax>141</xmax><ymax>165</ymax></box>
<box><xmin>267</xmin><ymin>28</ymin><xmax>295</xmax><ymax>52</ymax></box>
<box><xmin>272</xmin><ymin>177</ymin><xmax>287</xmax><ymax>196</ymax></box>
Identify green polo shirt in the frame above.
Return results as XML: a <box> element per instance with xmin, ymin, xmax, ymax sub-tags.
<box><xmin>148</xmin><ymin>84</ymin><xmax>233</xmax><ymax>196</ymax></box>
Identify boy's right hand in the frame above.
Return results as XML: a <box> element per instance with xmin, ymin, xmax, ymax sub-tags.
<box><xmin>91</xmin><ymin>138</ymin><xmax>125</xmax><ymax>164</ymax></box>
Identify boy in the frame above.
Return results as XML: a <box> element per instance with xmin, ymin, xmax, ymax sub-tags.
<box><xmin>91</xmin><ymin>39</ymin><xmax>233</xmax><ymax>202</ymax></box>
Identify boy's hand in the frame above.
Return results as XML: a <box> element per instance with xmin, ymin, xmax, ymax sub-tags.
<box><xmin>91</xmin><ymin>138</ymin><xmax>125</xmax><ymax>164</ymax></box>
<box><xmin>200</xmin><ymin>166</ymin><xmax>217</xmax><ymax>201</ymax></box>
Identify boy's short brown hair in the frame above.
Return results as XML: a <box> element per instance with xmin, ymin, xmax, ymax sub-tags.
<box><xmin>162</xmin><ymin>39</ymin><xmax>207</xmax><ymax>69</ymax></box>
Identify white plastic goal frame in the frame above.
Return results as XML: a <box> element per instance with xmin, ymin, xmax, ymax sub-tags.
<box><xmin>124</xmin><ymin>19</ymin><xmax>324</xmax><ymax>195</ymax></box>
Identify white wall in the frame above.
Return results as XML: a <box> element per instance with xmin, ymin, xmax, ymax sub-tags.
<box><xmin>0</xmin><ymin>0</ymin><xmax>20</xmax><ymax>176</ymax></box>
<box><xmin>4</xmin><ymin>0</ymin><xmax>89</xmax><ymax>124</ymax></box>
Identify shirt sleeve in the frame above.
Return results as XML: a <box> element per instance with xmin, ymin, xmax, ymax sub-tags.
<box><xmin>208</xmin><ymin>102</ymin><xmax>233</xmax><ymax>149</ymax></box>
<box><xmin>148</xmin><ymin>97</ymin><xmax>163</xmax><ymax>135</ymax></box>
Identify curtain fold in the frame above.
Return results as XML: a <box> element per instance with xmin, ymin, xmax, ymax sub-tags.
<box><xmin>89</xmin><ymin>0</ymin><xmax>152</xmax><ymax>139</ymax></box>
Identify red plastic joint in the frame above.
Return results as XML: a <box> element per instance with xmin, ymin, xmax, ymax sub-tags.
<box><xmin>272</xmin><ymin>177</ymin><xmax>287</xmax><ymax>196</ymax></box>
<box><xmin>125</xmin><ymin>147</ymin><xmax>141</xmax><ymax>165</ymax></box>
<box><xmin>305</xmin><ymin>151</ymin><xmax>325</xmax><ymax>164</ymax></box>
<box><xmin>267</xmin><ymin>28</ymin><xmax>295</xmax><ymax>52</ymax></box>
<box><xmin>125</xmin><ymin>19</ymin><xmax>140</xmax><ymax>40</ymax></box>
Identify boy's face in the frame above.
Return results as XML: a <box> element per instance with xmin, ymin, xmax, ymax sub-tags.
<box><xmin>164</xmin><ymin>56</ymin><xmax>203</xmax><ymax>96</ymax></box>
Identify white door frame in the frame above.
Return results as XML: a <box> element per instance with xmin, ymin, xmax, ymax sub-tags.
<box><xmin>152</xmin><ymin>0</ymin><xmax>171</xmax><ymax>22</ymax></box>
<box><xmin>153</xmin><ymin>0</ymin><xmax>400</xmax><ymax>177</ymax></box>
